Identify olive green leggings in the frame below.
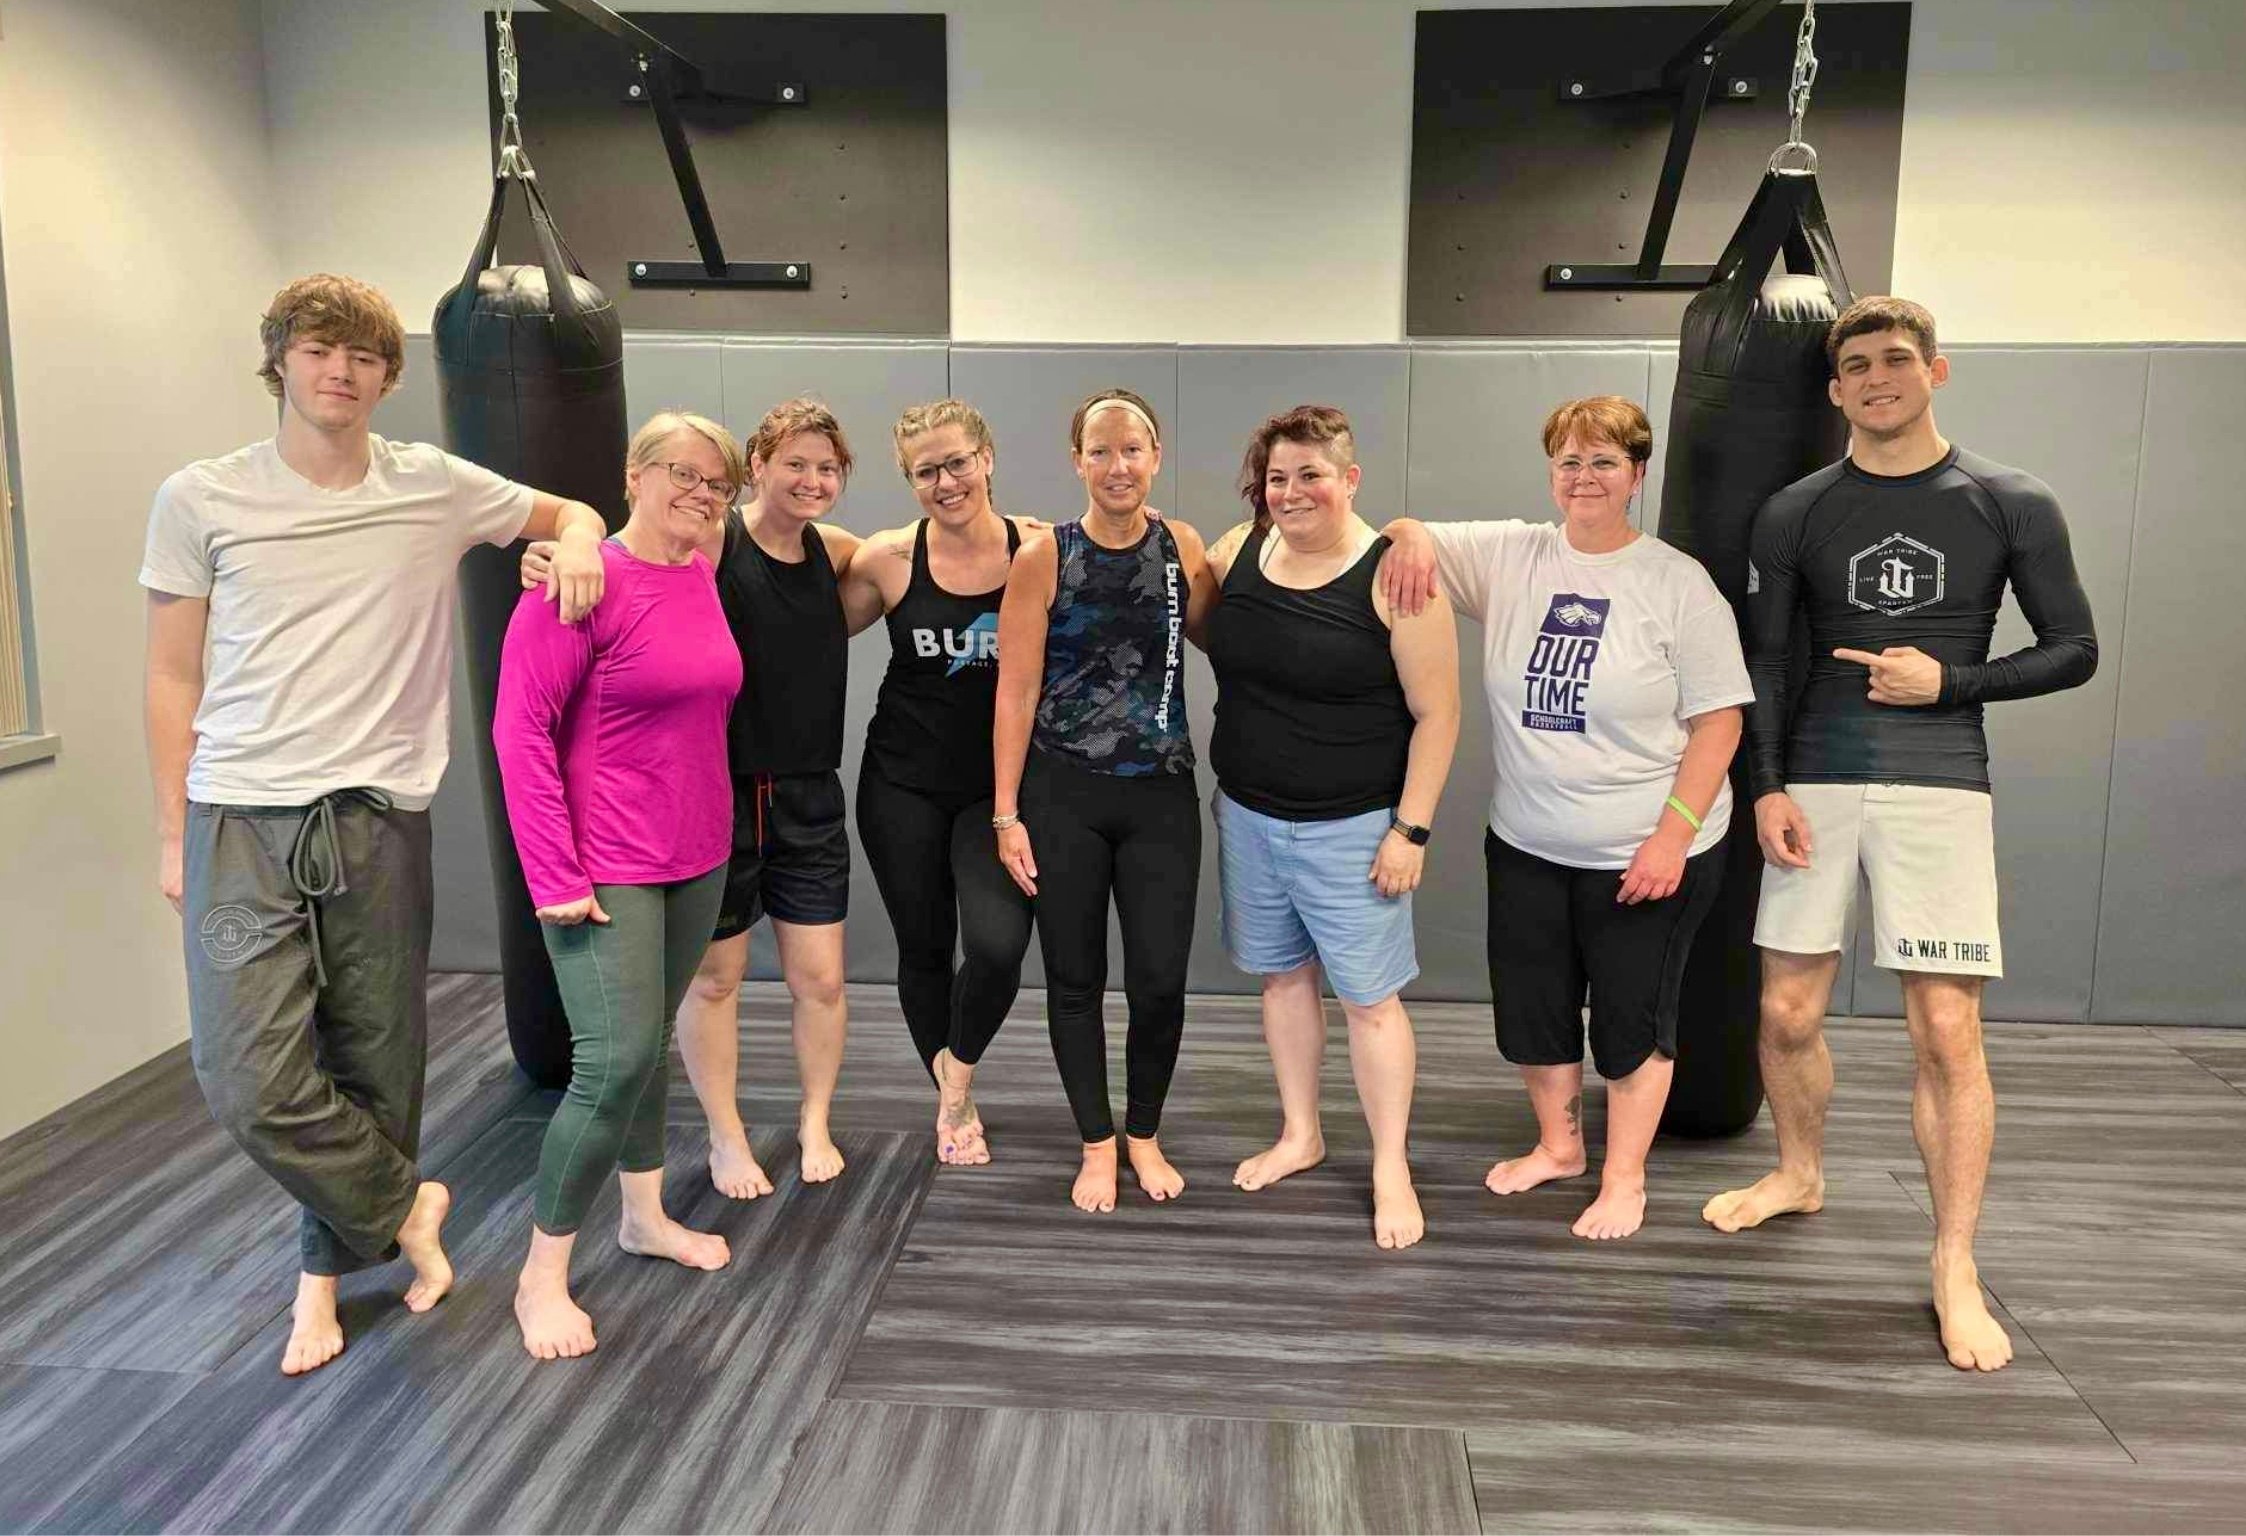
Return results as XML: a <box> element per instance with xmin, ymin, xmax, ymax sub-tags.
<box><xmin>535</xmin><ymin>870</ymin><xmax>725</xmax><ymax>1235</ymax></box>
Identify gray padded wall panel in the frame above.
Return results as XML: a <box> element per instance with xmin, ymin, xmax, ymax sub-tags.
<box><xmin>394</xmin><ymin>337</ymin><xmax>2246</xmax><ymax>1024</ymax></box>
<box><xmin>713</xmin><ymin>340</ymin><xmax>951</xmax><ymax>987</ymax></box>
<box><xmin>1641</xmin><ymin>346</ymin><xmax>1676</xmax><ymax>539</ymax></box>
<box><xmin>946</xmin><ymin>347</ymin><xmax>1181</xmax><ymax>525</ymax></box>
<box><xmin>1406</xmin><ymin>344</ymin><xmax>1655</xmax><ymax>523</ymax></box>
<box><xmin>1402</xmin><ymin>345</ymin><xmax>1657</xmax><ymax>998</ymax></box>
<box><xmin>2094</xmin><ymin>348</ymin><xmax>2246</xmax><ymax>1024</ymax></box>
<box><xmin>1172</xmin><ymin>348</ymin><xmax>1412</xmax><ymax>529</ymax></box>
<box><xmin>622</xmin><ymin>339</ymin><xmax>724</xmax><ymax>428</ymax></box>
<box><xmin>1847</xmin><ymin>348</ymin><xmax>2146</xmax><ymax>1023</ymax></box>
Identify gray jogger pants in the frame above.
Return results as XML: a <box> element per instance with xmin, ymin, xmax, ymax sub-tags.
<box><xmin>182</xmin><ymin>793</ymin><xmax>431</xmax><ymax>1275</ymax></box>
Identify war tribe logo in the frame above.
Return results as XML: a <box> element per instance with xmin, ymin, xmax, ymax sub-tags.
<box><xmin>1847</xmin><ymin>532</ymin><xmax>1946</xmax><ymax>617</ymax></box>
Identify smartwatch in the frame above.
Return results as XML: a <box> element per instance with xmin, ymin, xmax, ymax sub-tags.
<box><xmin>1389</xmin><ymin>817</ymin><xmax>1432</xmax><ymax>846</ymax></box>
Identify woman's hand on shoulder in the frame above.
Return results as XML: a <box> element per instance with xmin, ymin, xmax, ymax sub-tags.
<box><xmin>1378</xmin><ymin>519</ymin><xmax>1440</xmax><ymax>617</ymax></box>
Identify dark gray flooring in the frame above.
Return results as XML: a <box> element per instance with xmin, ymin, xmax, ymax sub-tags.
<box><xmin>1</xmin><ymin>975</ymin><xmax>2242</xmax><ymax>1532</ymax></box>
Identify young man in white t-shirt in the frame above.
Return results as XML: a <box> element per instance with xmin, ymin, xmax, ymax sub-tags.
<box><xmin>141</xmin><ymin>274</ymin><xmax>609</xmax><ymax>1376</ymax></box>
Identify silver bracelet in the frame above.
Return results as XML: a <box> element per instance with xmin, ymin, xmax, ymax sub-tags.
<box><xmin>991</xmin><ymin>813</ymin><xmax>1021</xmax><ymax>831</ymax></box>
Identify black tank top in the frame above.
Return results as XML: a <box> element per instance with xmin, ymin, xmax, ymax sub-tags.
<box><xmin>864</xmin><ymin>516</ymin><xmax>1022</xmax><ymax>794</ymax></box>
<box><xmin>1208</xmin><ymin>527</ymin><xmax>1410</xmax><ymax>819</ymax></box>
<box><xmin>1032</xmin><ymin>516</ymin><xmax>1195</xmax><ymax>778</ymax></box>
<box><xmin>716</xmin><ymin>514</ymin><xmax>846</xmax><ymax>776</ymax></box>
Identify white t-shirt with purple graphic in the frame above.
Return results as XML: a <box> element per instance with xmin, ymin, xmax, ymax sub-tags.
<box><xmin>1430</xmin><ymin>519</ymin><xmax>1753</xmax><ymax>870</ymax></box>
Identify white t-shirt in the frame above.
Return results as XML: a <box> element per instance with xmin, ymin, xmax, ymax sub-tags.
<box><xmin>1432</xmin><ymin>520</ymin><xmax>1753</xmax><ymax>869</ymax></box>
<box><xmin>140</xmin><ymin>436</ymin><xmax>535</xmax><ymax>809</ymax></box>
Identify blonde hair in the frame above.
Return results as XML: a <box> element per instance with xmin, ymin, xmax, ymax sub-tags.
<box><xmin>892</xmin><ymin>397</ymin><xmax>996</xmax><ymax>475</ymax></box>
<box><xmin>256</xmin><ymin>274</ymin><xmax>407</xmax><ymax>398</ymax></box>
<box><xmin>749</xmin><ymin>397</ymin><xmax>854</xmax><ymax>482</ymax></box>
<box><xmin>625</xmin><ymin>410</ymin><xmax>746</xmax><ymax>502</ymax></box>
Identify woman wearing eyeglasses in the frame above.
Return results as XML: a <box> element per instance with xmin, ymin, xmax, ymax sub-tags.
<box><xmin>839</xmin><ymin>399</ymin><xmax>1038</xmax><ymax>1167</ymax></box>
<box><xmin>495</xmin><ymin>411</ymin><xmax>744</xmax><ymax>1359</ymax></box>
<box><xmin>1379</xmin><ymin>396</ymin><xmax>1750</xmax><ymax>1242</ymax></box>
<box><xmin>527</xmin><ymin>399</ymin><xmax>873</xmax><ymax>1202</ymax></box>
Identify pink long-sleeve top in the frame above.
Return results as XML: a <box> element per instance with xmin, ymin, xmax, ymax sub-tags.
<box><xmin>494</xmin><ymin>540</ymin><xmax>742</xmax><ymax>909</ymax></box>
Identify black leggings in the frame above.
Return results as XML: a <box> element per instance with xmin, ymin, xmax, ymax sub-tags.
<box><xmin>1021</xmin><ymin>751</ymin><xmax>1200</xmax><ymax>1142</ymax></box>
<box><xmin>855</xmin><ymin>760</ymin><xmax>1035</xmax><ymax>1073</ymax></box>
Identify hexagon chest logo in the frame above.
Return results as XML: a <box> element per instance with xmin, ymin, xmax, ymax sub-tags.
<box><xmin>1847</xmin><ymin>532</ymin><xmax>1947</xmax><ymax>616</ymax></box>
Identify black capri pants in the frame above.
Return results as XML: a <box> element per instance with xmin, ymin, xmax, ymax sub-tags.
<box><xmin>1484</xmin><ymin>829</ymin><xmax>1722</xmax><ymax>1081</ymax></box>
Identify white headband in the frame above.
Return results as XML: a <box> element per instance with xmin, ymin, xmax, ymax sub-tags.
<box><xmin>1081</xmin><ymin>397</ymin><xmax>1159</xmax><ymax>443</ymax></box>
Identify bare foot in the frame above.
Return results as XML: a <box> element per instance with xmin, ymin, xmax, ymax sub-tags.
<box><xmin>1233</xmin><ymin>1129</ymin><xmax>1326</xmax><ymax>1191</ymax></box>
<box><xmin>396</xmin><ymin>1181</ymin><xmax>453</xmax><ymax>1312</ymax></box>
<box><xmin>515</xmin><ymin>1269</ymin><xmax>596</xmax><ymax>1361</ymax></box>
<box><xmin>1933</xmin><ymin>1254</ymin><xmax>2014</xmax><ymax>1371</ymax></box>
<box><xmin>1573</xmin><ymin>1177</ymin><xmax>1647</xmax><ymax>1240</ymax></box>
<box><xmin>709</xmin><ymin>1132</ymin><xmax>775</xmax><ymax>1200</ymax></box>
<box><xmin>934</xmin><ymin>1051</ymin><xmax>991</xmax><ymax>1167</ymax></box>
<box><xmin>1372</xmin><ymin>1162</ymin><xmax>1425</xmax><ymax>1250</ymax></box>
<box><xmin>1701</xmin><ymin>1168</ymin><xmax>1825</xmax><ymax>1233</ymax></box>
<box><xmin>1484</xmin><ymin>1142</ymin><xmax>1588</xmax><ymax>1195</ymax></box>
<box><xmin>280</xmin><ymin>1274</ymin><xmax>344</xmax><ymax>1376</ymax></box>
<box><xmin>800</xmin><ymin>1118</ymin><xmax>847</xmax><ymax>1184</ymax></box>
<box><xmin>1125</xmin><ymin>1134</ymin><xmax>1185</xmax><ymax>1202</ymax></box>
<box><xmin>1072</xmin><ymin>1139</ymin><xmax>1119</xmax><ymax>1213</ymax></box>
<box><xmin>617</xmin><ymin>1211</ymin><xmax>732</xmax><ymax>1271</ymax></box>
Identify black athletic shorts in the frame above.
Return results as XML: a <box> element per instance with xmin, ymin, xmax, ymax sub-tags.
<box><xmin>1484</xmin><ymin>829</ymin><xmax>1722</xmax><ymax>1081</ymax></box>
<box><xmin>711</xmin><ymin>770</ymin><xmax>851</xmax><ymax>939</ymax></box>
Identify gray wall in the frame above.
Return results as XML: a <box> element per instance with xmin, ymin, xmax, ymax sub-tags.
<box><xmin>385</xmin><ymin>338</ymin><xmax>2246</xmax><ymax>1026</ymax></box>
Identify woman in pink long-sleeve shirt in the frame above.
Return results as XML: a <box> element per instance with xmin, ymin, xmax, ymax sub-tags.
<box><xmin>494</xmin><ymin>411</ymin><xmax>743</xmax><ymax>1362</ymax></box>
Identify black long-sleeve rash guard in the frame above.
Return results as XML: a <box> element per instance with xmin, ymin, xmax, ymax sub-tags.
<box><xmin>1744</xmin><ymin>444</ymin><xmax>2099</xmax><ymax>797</ymax></box>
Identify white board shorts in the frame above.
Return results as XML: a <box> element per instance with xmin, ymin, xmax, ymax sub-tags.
<box><xmin>1754</xmin><ymin>782</ymin><xmax>2003</xmax><ymax>978</ymax></box>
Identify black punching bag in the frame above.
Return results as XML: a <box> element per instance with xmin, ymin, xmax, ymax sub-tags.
<box><xmin>1658</xmin><ymin>165</ymin><xmax>1850</xmax><ymax>1137</ymax></box>
<box><xmin>433</xmin><ymin>172</ymin><xmax>628</xmax><ymax>1087</ymax></box>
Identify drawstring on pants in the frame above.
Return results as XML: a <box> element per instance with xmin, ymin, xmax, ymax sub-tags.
<box><xmin>288</xmin><ymin>788</ymin><xmax>394</xmax><ymax>988</ymax></box>
<box><xmin>753</xmin><ymin>772</ymin><xmax>775</xmax><ymax>851</ymax></box>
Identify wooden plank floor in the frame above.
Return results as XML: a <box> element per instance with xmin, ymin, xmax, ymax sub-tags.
<box><xmin>1</xmin><ymin>974</ymin><xmax>2242</xmax><ymax>1532</ymax></box>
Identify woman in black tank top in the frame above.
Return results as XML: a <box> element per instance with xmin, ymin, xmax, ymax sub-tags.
<box><xmin>992</xmin><ymin>388</ymin><xmax>1218</xmax><ymax>1216</ymax></box>
<box><xmin>845</xmin><ymin>399</ymin><xmax>1036</xmax><ymax>1170</ymax></box>
<box><xmin>1202</xmin><ymin>406</ymin><xmax>1460</xmax><ymax>1252</ymax></box>
<box><xmin>680</xmin><ymin>401</ymin><xmax>877</xmax><ymax>1203</ymax></box>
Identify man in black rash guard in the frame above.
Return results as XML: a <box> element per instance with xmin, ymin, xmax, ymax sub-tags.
<box><xmin>1702</xmin><ymin>296</ymin><xmax>2097</xmax><ymax>1374</ymax></box>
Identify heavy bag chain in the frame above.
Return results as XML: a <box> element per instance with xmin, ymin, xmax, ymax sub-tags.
<box><xmin>1771</xmin><ymin>0</ymin><xmax>1820</xmax><ymax>173</ymax></box>
<box><xmin>494</xmin><ymin>6</ymin><xmax>536</xmax><ymax>180</ymax></box>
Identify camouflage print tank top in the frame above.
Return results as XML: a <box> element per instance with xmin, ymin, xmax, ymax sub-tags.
<box><xmin>1031</xmin><ymin>515</ymin><xmax>1195</xmax><ymax>777</ymax></box>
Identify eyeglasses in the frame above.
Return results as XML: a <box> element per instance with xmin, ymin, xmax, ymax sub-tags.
<box><xmin>909</xmin><ymin>452</ymin><xmax>980</xmax><ymax>488</ymax></box>
<box><xmin>1550</xmin><ymin>455</ymin><xmax>1634</xmax><ymax>478</ymax></box>
<box><xmin>657</xmin><ymin>460</ymin><xmax>738</xmax><ymax>502</ymax></box>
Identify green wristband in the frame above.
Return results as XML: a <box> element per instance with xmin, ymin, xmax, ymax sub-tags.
<box><xmin>1664</xmin><ymin>794</ymin><xmax>1704</xmax><ymax>832</ymax></box>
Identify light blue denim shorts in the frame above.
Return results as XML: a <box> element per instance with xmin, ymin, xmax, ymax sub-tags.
<box><xmin>1214</xmin><ymin>790</ymin><xmax>1419</xmax><ymax>1007</ymax></box>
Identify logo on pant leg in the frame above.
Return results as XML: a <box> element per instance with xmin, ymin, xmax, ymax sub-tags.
<box><xmin>199</xmin><ymin>903</ymin><xmax>265</xmax><ymax>967</ymax></box>
<box><xmin>1848</xmin><ymin>533</ymin><xmax>1946</xmax><ymax>616</ymax></box>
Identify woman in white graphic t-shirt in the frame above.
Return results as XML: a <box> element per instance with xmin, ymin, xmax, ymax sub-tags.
<box><xmin>1382</xmin><ymin>397</ymin><xmax>1751</xmax><ymax>1241</ymax></box>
